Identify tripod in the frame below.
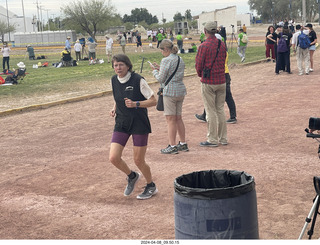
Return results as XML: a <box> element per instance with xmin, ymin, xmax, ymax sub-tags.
<box><xmin>228</xmin><ymin>26</ymin><xmax>238</xmax><ymax>52</ymax></box>
<box><xmin>299</xmin><ymin>131</ymin><xmax>320</xmax><ymax>239</ymax></box>
<box><xmin>299</xmin><ymin>194</ymin><xmax>320</xmax><ymax>239</ymax></box>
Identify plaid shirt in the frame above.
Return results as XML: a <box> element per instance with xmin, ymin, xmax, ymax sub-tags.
<box><xmin>153</xmin><ymin>53</ymin><xmax>186</xmax><ymax>97</ymax></box>
<box><xmin>195</xmin><ymin>35</ymin><xmax>226</xmax><ymax>85</ymax></box>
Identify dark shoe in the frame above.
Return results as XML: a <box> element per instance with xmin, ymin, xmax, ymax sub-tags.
<box><xmin>266</xmin><ymin>59</ymin><xmax>271</xmax><ymax>62</ymax></box>
<box><xmin>226</xmin><ymin>118</ymin><xmax>237</xmax><ymax>124</ymax></box>
<box><xmin>177</xmin><ymin>142</ymin><xmax>189</xmax><ymax>152</ymax></box>
<box><xmin>137</xmin><ymin>184</ymin><xmax>158</xmax><ymax>200</ymax></box>
<box><xmin>195</xmin><ymin>114</ymin><xmax>206</xmax><ymax>122</ymax></box>
<box><xmin>161</xmin><ymin>145</ymin><xmax>178</xmax><ymax>154</ymax></box>
<box><xmin>200</xmin><ymin>141</ymin><xmax>218</xmax><ymax>147</ymax></box>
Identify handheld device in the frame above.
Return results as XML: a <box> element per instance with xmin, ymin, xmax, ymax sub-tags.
<box><xmin>147</xmin><ymin>61</ymin><xmax>154</xmax><ymax>68</ymax></box>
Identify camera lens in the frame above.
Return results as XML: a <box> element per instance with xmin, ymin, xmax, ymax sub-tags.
<box><xmin>309</xmin><ymin>117</ymin><xmax>320</xmax><ymax>130</ymax></box>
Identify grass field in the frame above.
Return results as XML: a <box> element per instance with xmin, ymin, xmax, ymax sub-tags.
<box><xmin>0</xmin><ymin>41</ymin><xmax>266</xmax><ymax>111</ymax></box>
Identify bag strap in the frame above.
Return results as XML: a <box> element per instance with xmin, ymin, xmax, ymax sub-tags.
<box><xmin>164</xmin><ymin>56</ymin><xmax>180</xmax><ymax>87</ymax></box>
<box><xmin>208</xmin><ymin>39</ymin><xmax>221</xmax><ymax>71</ymax></box>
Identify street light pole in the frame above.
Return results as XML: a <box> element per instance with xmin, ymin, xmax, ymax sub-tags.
<box><xmin>5</xmin><ymin>0</ymin><xmax>10</xmax><ymax>41</ymax></box>
<box><xmin>21</xmin><ymin>0</ymin><xmax>26</xmax><ymax>32</ymax></box>
<box><xmin>302</xmin><ymin>0</ymin><xmax>306</xmax><ymax>25</ymax></box>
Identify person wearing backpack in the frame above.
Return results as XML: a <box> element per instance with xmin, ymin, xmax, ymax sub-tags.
<box><xmin>291</xmin><ymin>24</ymin><xmax>310</xmax><ymax>75</ymax></box>
<box><xmin>237</xmin><ymin>29</ymin><xmax>247</xmax><ymax>62</ymax></box>
<box><xmin>275</xmin><ymin>26</ymin><xmax>292</xmax><ymax>74</ymax></box>
<box><xmin>305</xmin><ymin>23</ymin><xmax>317</xmax><ymax>72</ymax></box>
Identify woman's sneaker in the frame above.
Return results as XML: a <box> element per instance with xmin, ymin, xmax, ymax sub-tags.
<box><xmin>137</xmin><ymin>185</ymin><xmax>158</xmax><ymax>200</ymax></box>
<box><xmin>177</xmin><ymin>142</ymin><xmax>189</xmax><ymax>152</ymax></box>
<box><xmin>161</xmin><ymin>145</ymin><xmax>178</xmax><ymax>154</ymax></box>
<box><xmin>124</xmin><ymin>172</ymin><xmax>140</xmax><ymax>196</ymax></box>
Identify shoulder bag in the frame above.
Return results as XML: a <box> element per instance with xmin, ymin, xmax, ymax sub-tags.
<box><xmin>156</xmin><ymin>56</ymin><xmax>181</xmax><ymax>111</ymax></box>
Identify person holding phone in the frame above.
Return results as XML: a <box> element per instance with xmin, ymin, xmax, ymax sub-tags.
<box><xmin>109</xmin><ymin>54</ymin><xmax>158</xmax><ymax>200</ymax></box>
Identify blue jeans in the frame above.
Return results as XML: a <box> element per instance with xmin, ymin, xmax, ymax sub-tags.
<box><xmin>3</xmin><ymin>56</ymin><xmax>9</xmax><ymax>70</ymax></box>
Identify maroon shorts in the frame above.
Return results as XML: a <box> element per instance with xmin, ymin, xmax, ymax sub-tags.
<box><xmin>111</xmin><ymin>131</ymin><xmax>149</xmax><ymax>147</ymax></box>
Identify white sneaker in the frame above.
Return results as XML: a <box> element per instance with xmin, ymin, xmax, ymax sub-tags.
<box><xmin>299</xmin><ymin>72</ymin><xmax>303</xmax><ymax>76</ymax></box>
<box><xmin>241</xmin><ymin>57</ymin><xmax>245</xmax><ymax>63</ymax></box>
<box><xmin>309</xmin><ymin>68</ymin><xmax>314</xmax><ymax>72</ymax></box>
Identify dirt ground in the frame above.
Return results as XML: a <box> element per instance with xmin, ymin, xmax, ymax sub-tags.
<box><xmin>1</xmin><ymin>42</ymin><xmax>320</xmax><ymax>240</ymax></box>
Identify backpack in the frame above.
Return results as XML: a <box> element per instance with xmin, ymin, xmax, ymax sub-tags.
<box><xmin>241</xmin><ymin>33</ymin><xmax>248</xmax><ymax>43</ymax></box>
<box><xmin>298</xmin><ymin>31</ymin><xmax>311</xmax><ymax>49</ymax></box>
<box><xmin>277</xmin><ymin>33</ymin><xmax>288</xmax><ymax>53</ymax></box>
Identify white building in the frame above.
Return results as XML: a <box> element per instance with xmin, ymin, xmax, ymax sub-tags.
<box><xmin>195</xmin><ymin>6</ymin><xmax>251</xmax><ymax>34</ymax></box>
<box><xmin>0</xmin><ymin>5</ymin><xmax>34</xmax><ymax>41</ymax></box>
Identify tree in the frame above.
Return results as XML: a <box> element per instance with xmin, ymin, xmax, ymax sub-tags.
<box><xmin>185</xmin><ymin>9</ymin><xmax>192</xmax><ymax>21</ymax></box>
<box><xmin>61</xmin><ymin>0</ymin><xmax>117</xmax><ymax>39</ymax></box>
<box><xmin>249</xmin><ymin>0</ymin><xmax>318</xmax><ymax>23</ymax></box>
<box><xmin>123</xmin><ymin>8</ymin><xmax>158</xmax><ymax>26</ymax></box>
<box><xmin>0</xmin><ymin>20</ymin><xmax>15</xmax><ymax>42</ymax></box>
<box><xmin>173</xmin><ymin>12</ymin><xmax>183</xmax><ymax>22</ymax></box>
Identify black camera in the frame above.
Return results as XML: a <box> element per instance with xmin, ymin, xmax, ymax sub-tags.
<box><xmin>203</xmin><ymin>68</ymin><xmax>211</xmax><ymax>78</ymax></box>
<box><xmin>309</xmin><ymin>117</ymin><xmax>320</xmax><ymax>130</ymax></box>
<box><xmin>231</xmin><ymin>24</ymin><xmax>234</xmax><ymax>27</ymax></box>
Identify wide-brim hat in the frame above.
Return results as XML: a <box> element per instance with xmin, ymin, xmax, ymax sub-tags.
<box><xmin>17</xmin><ymin>62</ymin><xmax>25</xmax><ymax>68</ymax></box>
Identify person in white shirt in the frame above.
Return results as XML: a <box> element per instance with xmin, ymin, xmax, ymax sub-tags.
<box><xmin>1</xmin><ymin>42</ymin><xmax>10</xmax><ymax>72</ymax></box>
<box><xmin>74</xmin><ymin>40</ymin><xmax>82</xmax><ymax>61</ymax></box>
<box><xmin>291</xmin><ymin>24</ymin><xmax>310</xmax><ymax>75</ymax></box>
<box><xmin>105</xmin><ymin>35</ymin><xmax>113</xmax><ymax>63</ymax></box>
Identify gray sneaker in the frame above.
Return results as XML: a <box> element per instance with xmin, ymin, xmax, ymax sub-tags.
<box><xmin>161</xmin><ymin>145</ymin><xmax>178</xmax><ymax>154</ymax></box>
<box><xmin>137</xmin><ymin>185</ymin><xmax>158</xmax><ymax>200</ymax></box>
<box><xmin>177</xmin><ymin>142</ymin><xmax>189</xmax><ymax>152</ymax></box>
<box><xmin>124</xmin><ymin>172</ymin><xmax>140</xmax><ymax>196</ymax></box>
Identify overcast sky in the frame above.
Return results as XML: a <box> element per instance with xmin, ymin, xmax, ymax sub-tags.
<box><xmin>6</xmin><ymin>0</ymin><xmax>251</xmax><ymax>22</ymax></box>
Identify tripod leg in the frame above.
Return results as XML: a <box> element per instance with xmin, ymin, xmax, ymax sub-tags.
<box><xmin>299</xmin><ymin>195</ymin><xmax>319</xmax><ymax>239</ymax></box>
<box><xmin>308</xmin><ymin>195</ymin><xmax>320</xmax><ymax>239</ymax></box>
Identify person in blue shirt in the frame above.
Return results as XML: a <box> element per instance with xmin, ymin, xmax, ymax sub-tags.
<box><xmin>65</xmin><ymin>36</ymin><xmax>72</xmax><ymax>51</ymax></box>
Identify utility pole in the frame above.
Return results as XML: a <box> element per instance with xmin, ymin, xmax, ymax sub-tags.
<box><xmin>302</xmin><ymin>0</ymin><xmax>306</xmax><ymax>25</ymax></box>
<box><xmin>21</xmin><ymin>0</ymin><xmax>26</xmax><ymax>32</ymax></box>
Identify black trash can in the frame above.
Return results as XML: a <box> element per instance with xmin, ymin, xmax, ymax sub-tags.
<box><xmin>174</xmin><ymin>170</ymin><xmax>259</xmax><ymax>239</ymax></box>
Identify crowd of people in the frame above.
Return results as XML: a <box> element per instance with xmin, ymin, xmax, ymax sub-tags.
<box><xmin>265</xmin><ymin>20</ymin><xmax>317</xmax><ymax>75</ymax></box>
<box><xmin>108</xmin><ymin>21</ymin><xmax>238</xmax><ymax>200</ymax></box>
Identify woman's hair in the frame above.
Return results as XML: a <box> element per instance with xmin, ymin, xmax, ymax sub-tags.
<box><xmin>112</xmin><ymin>54</ymin><xmax>133</xmax><ymax>72</ymax></box>
<box><xmin>268</xmin><ymin>26</ymin><xmax>275</xmax><ymax>33</ymax></box>
<box><xmin>159</xmin><ymin>39</ymin><xmax>179</xmax><ymax>54</ymax></box>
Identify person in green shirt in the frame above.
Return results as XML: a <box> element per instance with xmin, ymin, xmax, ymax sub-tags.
<box><xmin>191</xmin><ymin>43</ymin><xmax>197</xmax><ymax>52</ymax></box>
<box><xmin>237</xmin><ymin>28</ymin><xmax>247</xmax><ymax>62</ymax></box>
<box><xmin>176</xmin><ymin>32</ymin><xmax>183</xmax><ymax>53</ymax></box>
<box><xmin>157</xmin><ymin>32</ymin><xmax>164</xmax><ymax>48</ymax></box>
<box><xmin>200</xmin><ymin>32</ymin><xmax>205</xmax><ymax>43</ymax></box>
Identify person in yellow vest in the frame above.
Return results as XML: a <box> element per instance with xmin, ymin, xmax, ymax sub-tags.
<box><xmin>243</xmin><ymin>24</ymin><xmax>247</xmax><ymax>34</ymax></box>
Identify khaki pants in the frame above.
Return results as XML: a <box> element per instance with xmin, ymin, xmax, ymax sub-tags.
<box><xmin>201</xmin><ymin>83</ymin><xmax>227</xmax><ymax>144</ymax></box>
<box><xmin>296</xmin><ymin>47</ymin><xmax>310</xmax><ymax>74</ymax></box>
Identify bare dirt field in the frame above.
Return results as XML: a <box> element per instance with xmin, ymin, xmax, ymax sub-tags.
<box><xmin>1</xmin><ymin>45</ymin><xmax>320</xmax><ymax>240</ymax></box>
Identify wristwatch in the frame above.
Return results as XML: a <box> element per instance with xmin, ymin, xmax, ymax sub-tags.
<box><xmin>136</xmin><ymin>101</ymin><xmax>140</xmax><ymax>109</ymax></box>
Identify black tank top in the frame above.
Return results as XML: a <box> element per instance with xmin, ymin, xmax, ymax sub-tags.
<box><xmin>111</xmin><ymin>72</ymin><xmax>151</xmax><ymax>134</ymax></box>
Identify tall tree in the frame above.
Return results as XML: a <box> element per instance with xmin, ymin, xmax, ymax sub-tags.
<box><xmin>62</xmin><ymin>0</ymin><xmax>117</xmax><ymax>39</ymax></box>
<box><xmin>123</xmin><ymin>8</ymin><xmax>158</xmax><ymax>25</ymax></box>
<box><xmin>249</xmin><ymin>0</ymin><xmax>318</xmax><ymax>23</ymax></box>
<box><xmin>0</xmin><ymin>20</ymin><xmax>15</xmax><ymax>41</ymax></box>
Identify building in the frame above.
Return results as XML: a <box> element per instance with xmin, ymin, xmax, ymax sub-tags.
<box><xmin>0</xmin><ymin>5</ymin><xmax>34</xmax><ymax>41</ymax></box>
<box><xmin>195</xmin><ymin>6</ymin><xmax>251</xmax><ymax>34</ymax></box>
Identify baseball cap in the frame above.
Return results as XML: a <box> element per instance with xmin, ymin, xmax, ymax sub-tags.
<box><xmin>305</xmin><ymin>23</ymin><xmax>313</xmax><ymax>28</ymax></box>
<box><xmin>204</xmin><ymin>21</ymin><xmax>217</xmax><ymax>32</ymax></box>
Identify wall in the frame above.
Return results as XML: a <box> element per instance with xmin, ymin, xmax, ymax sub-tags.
<box><xmin>198</xmin><ymin>6</ymin><xmax>238</xmax><ymax>34</ymax></box>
